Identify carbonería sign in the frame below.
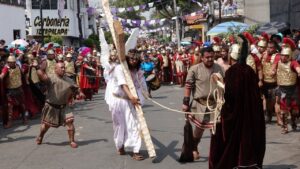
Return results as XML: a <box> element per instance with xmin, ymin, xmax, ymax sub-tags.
<box><xmin>34</xmin><ymin>16</ymin><xmax>70</xmax><ymax>35</ymax></box>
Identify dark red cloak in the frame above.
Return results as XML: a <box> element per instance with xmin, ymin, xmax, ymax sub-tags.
<box><xmin>209</xmin><ymin>64</ymin><xmax>266</xmax><ymax>169</ymax></box>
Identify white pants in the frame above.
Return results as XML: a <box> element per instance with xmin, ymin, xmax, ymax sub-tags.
<box><xmin>111</xmin><ymin>98</ymin><xmax>141</xmax><ymax>153</ymax></box>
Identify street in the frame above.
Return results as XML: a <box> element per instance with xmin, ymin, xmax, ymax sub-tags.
<box><xmin>0</xmin><ymin>85</ymin><xmax>299</xmax><ymax>169</ymax></box>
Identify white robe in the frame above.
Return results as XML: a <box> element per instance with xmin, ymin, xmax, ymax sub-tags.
<box><xmin>108</xmin><ymin>65</ymin><xmax>147</xmax><ymax>153</ymax></box>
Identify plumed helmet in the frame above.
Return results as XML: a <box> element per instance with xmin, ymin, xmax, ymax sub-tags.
<box><xmin>213</xmin><ymin>45</ymin><xmax>221</xmax><ymax>52</ymax></box>
<box><xmin>257</xmin><ymin>32</ymin><xmax>269</xmax><ymax>48</ymax></box>
<box><xmin>281</xmin><ymin>37</ymin><xmax>296</xmax><ymax>59</ymax></box>
<box><xmin>230</xmin><ymin>44</ymin><xmax>241</xmax><ymax>60</ymax></box>
<box><xmin>66</xmin><ymin>53</ymin><xmax>72</xmax><ymax>58</ymax></box>
<box><xmin>47</xmin><ymin>49</ymin><xmax>55</xmax><ymax>55</ymax></box>
<box><xmin>57</xmin><ymin>54</ymin><xmax>64</xmax><ymax>61</ymax></box>
<box><xmin>7</xmin><ymin>54</ymin><xmax>16</xmax><ymax>62</ymax></box>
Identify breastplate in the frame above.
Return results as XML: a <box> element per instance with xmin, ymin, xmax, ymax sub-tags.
<box><xmin>7</xmin><ymin>67</ymin><xmax>22</xmax><ymax>89</ymax></box>
<box><xmin>46</xmin><ymin>59</ymin><xmax>56</xmax><ymax>75</ymax></box>
<box><xmin>277</xmin><ymin>61</ymin><xmax>297</xmax><ymax>86</ymax></box>
<box><xmin>262</xmin><ymin>54</ymin><xmax>276</xmax><ymax>83</ymax></box>
<box><xmin>246</xmin><ymin>55</ymin><xmax>256</xmax><ymax>73</ymax></box>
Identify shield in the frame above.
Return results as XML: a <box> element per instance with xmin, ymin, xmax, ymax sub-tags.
<box><xmin>256</xmin><ymin>21</ymin><xmax>289</xmax><ymax>34</ymax></box>
<box><xmin>207</xmin><ymin>21</ymin><xmax>249</xmax><ymax>36</ymax></box>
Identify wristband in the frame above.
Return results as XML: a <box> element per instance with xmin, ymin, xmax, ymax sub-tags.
<box><xmin>183</xmin><ymin>97</ymin><xmax>190</xmax><ymax>106</ymax></box>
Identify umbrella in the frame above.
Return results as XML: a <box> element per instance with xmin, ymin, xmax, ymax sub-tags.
<box><xmin>44</xmin><ymin>42</ymin><xmax>61</xmax><ymax>48</ymax></box>
<box><xmin>256</xmin><ymin>21</ymin><xmax>289</xmax><ymax>34</ymax></box>
<box><xmin>181</xmin><ymin>41</ymin><xmax>191</xmax><ymax>46</ymax></box>
<box><xmin>207</xmin><ymin>21</ymin><xmax>249</xmax><ymax>36</ymax></box>
<box><xmin>11</xmin><ymin>39</ymin><xmax>29</xmax><ymax>46</ymax></box>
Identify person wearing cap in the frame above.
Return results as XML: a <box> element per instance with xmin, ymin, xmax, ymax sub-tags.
<box><xmin>182</xmin><ymin>46</ymin><xmax>224</xmax><ymax>160</ymax></box>
<box><xmin>271</xmin><ymin>37</ymin><xmax>300</xmax><ymax>133</ymax></box>
<box><xmin>64</xmin><ymin>53</ymin><xmax>76</xmax><ymax>81</ymax></box>
<box><xmin>261</xmin><ymin>39</ymin><xmax>281</xmax><ymax>124</ymax></box>
<box><xmin>35</xmin><ymin>62</ymin><xmax>83</xmax><ymax>148</ymax></box>
<box><xmin>0</xmin><ymin>55</ymin><xmax>28</xmax><ymax>128</ymax></box>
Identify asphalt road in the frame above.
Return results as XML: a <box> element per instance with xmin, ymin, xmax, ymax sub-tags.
<box><xmin>0</xmin><ymin>85</ymin><xmax>299</xmax><ymax>169</ymax></box>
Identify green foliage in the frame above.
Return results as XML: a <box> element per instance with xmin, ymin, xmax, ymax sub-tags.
<box><xmin>44</xmin><ymin>35</ymin><xmax>63</xmax><ymax>45</ymax></box>
<box><xmin>82</xmin><ymin>34</ymin><xmax>100</xmax><ymax>49</ymax></box>
<box><xmin>245</xmin><ymin>24</ymin><xmax>259</xmax><ymax>35</ymax></box>
<box><xmin>82</xmin><ymin>38</ymin><xmax>94</xmax><ymax>48</ymax></box>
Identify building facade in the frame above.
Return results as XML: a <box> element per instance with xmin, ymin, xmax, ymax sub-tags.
<box><xmin>26</xmin><ymin>0</ymin><xmax>97</xmax><ymax>47</ymax></box>
<box><xmin>245</xmin><ymin>0</ymin><xmax>300</xmax><ymax>29</ymax></box>
<box><xmin>0</xmin><ymin>1</ymin><xmax>26</xmax><ymax>43</ymax></box>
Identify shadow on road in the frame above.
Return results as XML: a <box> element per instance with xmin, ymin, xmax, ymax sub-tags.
<box><xmin>150</xmin><ymin>136</ymin><xmax>180</xmax><ymax>163</ymax></box>
<box><xmin>44</xmin><ymin>138</ymin><xmax>108</xmax><ymax>147</ymax></box>
<box><xmin>0</xmin><ymin>135</ymin><xmax>36</xmax><ymax>143</ymax></box>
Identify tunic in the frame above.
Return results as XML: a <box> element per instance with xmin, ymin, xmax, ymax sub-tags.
<box><xmin>186</xmin><ymin>63</ymin><xmax>224</xmax><ymax>129</ymax></box>
<box><xmin>41</xmin><ymin>74</ymin><xmax>77</xmax><ymax>127</ymax></box>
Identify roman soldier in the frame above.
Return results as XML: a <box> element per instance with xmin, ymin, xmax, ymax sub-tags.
<box><xmin>272</xmin><ymin>37</ymin><xmax>300</xmax><ymax>134</ymax></box>
<box><xmin>212</xmin><ymin>36</ymin><xmax>222</xmax><ymax>60</ymax></box>
<box><xmin>64</xmin><ymin>53</ymin><xmax>76</xmax><ymax>81</ymax></box>
<box><xmin>261</xmin><ymin>38</ymin><xmax>281</xmax><ymax>123</ymax></box>
<box><xmin>244</xmin><ymin>32</ymin><xmax>264</xmax><ymax>87</ymax></box>
<box><xmin>40</xmin><ymin>49</ymin><xmax>57</xmax><ymax>75</ymax></box>
<box><xmin>257</xmin><ymin>32</ymin><xmax>269</xmax><ymax>60</ymax></box>
<box><xmin>0</xmin><ymin>55</ymin><xmax>28</xmax><ymax>128</ymax></box>
<box><xmin>79</xmin><ymin>54</ymin><xmax>96</xmax><ymax>100</ymax></box>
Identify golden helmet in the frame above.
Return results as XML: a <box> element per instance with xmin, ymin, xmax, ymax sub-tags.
<box><xmin>257</xmin><ymin>40</ymin><xmax>267</xmax><ymax>48</ymax></box>
<box><xmin>281</xmin><ymin>37</ymin><xmax>296</xmax><ymax>59</ymax></box>
<box><xmin>213</xmin><ymin>45</ymin><xmax>221</xmax><ymax>52</ymax></box>
<box><xmin>57</xmin><ymin>54</ymin><xmax>64</xmax><ymax>61</ymax></box>
<box><xmin>230</xmin><ymin>44</ymin><xmax>241</xmax><ymax>60</ymax></box>
<box><xmin>280</xmin><ymin>47</ymin><xmax>292</xmax><ymax>57</ymax></box>
<box><xmin>7</xmin><ymin>55</ymin><xmax>16</xmax><ymax>62</ymax></box>
<box><xmin>66</xmin><ymin>53</ymin><xmax>72</xmax><ymax>58</ymax></box>
<box><xmin>47</xmin><ymin>49</ymin><xmax>55</xmax><ymax>55</ymax></box>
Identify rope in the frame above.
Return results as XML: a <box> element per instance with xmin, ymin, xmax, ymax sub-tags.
<box><xmin>141</xmin><ymin>73</ymin><xmax>225</xmax><ymax>134</ymax></box>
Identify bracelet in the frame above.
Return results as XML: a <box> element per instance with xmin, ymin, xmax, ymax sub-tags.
<box><xmin>183</xmin><ymin>97</ymin><xmax>190</xmax><ymax>106</ymax></box>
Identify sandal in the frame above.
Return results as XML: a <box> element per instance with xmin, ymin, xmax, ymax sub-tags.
<box><xmin>132</xmin><ymin>153</ymin><xmax>144</xmax><ymax>161</ymax></box>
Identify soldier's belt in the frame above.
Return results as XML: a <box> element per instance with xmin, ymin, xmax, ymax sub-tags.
<box><xmin>46</xmin><ymin>101</ymin><xmax>66</xmax><ymax>109</ymax></box>
<box><xmin>194</xmin><ymin>98</ymin><xmax>216</xmax><ymax>105</ymax></box>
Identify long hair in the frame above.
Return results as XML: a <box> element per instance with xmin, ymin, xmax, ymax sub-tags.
<box><xmin>237</xmin><ymin>34</ymin><xmax>249</xmax><ymax>64</ymax></box>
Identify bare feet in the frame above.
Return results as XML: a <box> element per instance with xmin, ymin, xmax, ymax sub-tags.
<box><xmin>117</xmin><ymin>146</ymin><xmax>125</xmax><ymax>155</ymax></box>
<box><xmin>132</xmin><ymin>153</ymin><xmax>144</xmax><ymax>161</ymax></box>
<box><xmin>70</xmin><ymin>141</ymin><xmax>78</xmax><ymax>148</ymax></box>
<box><xmin>193</xmin><ymin>151</ymin><xmax>200</xmax><ymax>160</ymax></box>
<box><xmin>36</xmin><ymin>136</ymin><xmax>43</xmax><ymax>145</ymax></box>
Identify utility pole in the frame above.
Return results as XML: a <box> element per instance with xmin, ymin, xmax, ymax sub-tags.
<box><xmin>173</xmin><ymin>0</ymin><xmax>181</xmax><ymax>49</ymax></box>
<box><xmin>77</xmin><ymin>0</ymin><xmax>83</xmax><ymax>46</ymax></box>
<box><xmin>40</xmin><ymin>0</ymin><xmax>44</xmax><ymax>45</ymax></box>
